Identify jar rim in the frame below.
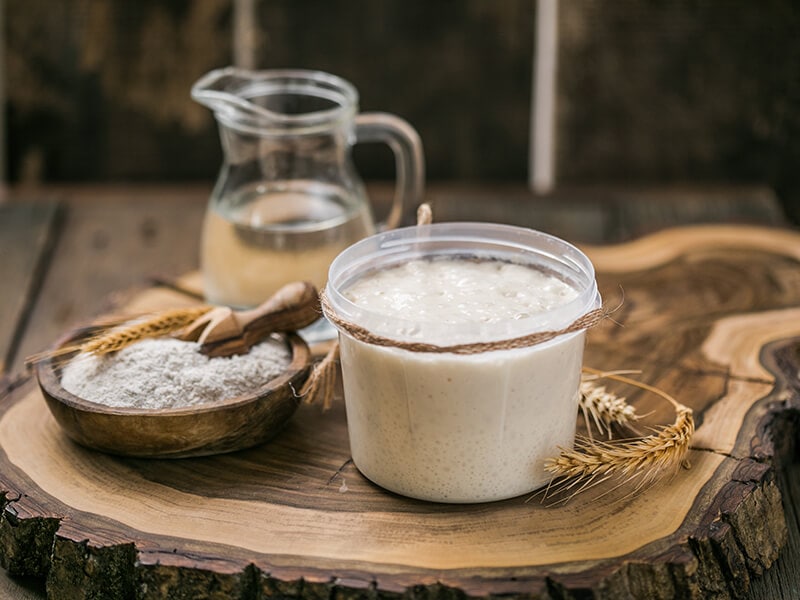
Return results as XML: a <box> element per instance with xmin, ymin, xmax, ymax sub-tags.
<box><xmin>325</xmin><ymin>222</ymin><xmax>601</xmax><ymax>348</ymax></box>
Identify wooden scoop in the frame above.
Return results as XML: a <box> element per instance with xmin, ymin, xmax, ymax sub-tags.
<box><xmin>178</xmin><ymin>281</ymin><xmax>321</xmax><ymax>357</ymax></box>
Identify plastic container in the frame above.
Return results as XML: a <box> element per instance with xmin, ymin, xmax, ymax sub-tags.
<box><xmin>325</xmin><ymin>222</ymin><xmax>601</xmax><ymax>503</ymax></box>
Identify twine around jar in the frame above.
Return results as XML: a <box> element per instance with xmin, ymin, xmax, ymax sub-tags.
<box><xmin>319</xmin><ymin>289</ymin><xmax>609</xmax><ymax>355</ymax></box>
<box><xmin>300</xmin><ymin>203</ymin><xmax>611</xmax><ymax>407</ymax></box>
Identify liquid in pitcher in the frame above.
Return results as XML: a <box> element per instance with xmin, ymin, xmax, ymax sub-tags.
<box><xmin>202</xmin><ymin>181</ymin><xmax>375</xmax><ymax>307</ymax></box>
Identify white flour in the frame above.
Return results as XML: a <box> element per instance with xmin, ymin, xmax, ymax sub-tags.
<box><xmin>60</xmin><ymin>336</ymin><xmax>291</xmax><ymax>409</ymax></box>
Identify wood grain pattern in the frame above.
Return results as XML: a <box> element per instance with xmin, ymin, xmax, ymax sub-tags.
<box><xmin>1</xmin><ymin>224</ymin><xmax>798</xmax><ymax>599</ymax></box>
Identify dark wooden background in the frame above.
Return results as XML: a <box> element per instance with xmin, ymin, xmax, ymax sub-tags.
<box><xmin>5</xmin><ymin>0</ymin><xmax>800</xmax><ymax>221</ymax></box>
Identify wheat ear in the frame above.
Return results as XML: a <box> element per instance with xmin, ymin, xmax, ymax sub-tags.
<box><xmin>542</xmin><ymin>367</ymin><xmax>694</xmax><ymax>502</ymax></box>
<box><xmin>82</xmin><ymin>306</ymin><xmax>212</xmax><ymax>354</ymax></box>
<box><xmin>26</xmin><ymin>306</ymin><xmax>212</xmax><ymax>364</ymax></box>
<box><xmin>578</xmin><ymin>378</ymin><xmax>639</xmax><ymax>439</ymax></box>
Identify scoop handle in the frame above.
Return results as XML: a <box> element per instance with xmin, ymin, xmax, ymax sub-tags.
<box><xmin>236</xmin><ymin>281</ymin><xmax>321</xmax><ymax>334</ymax></box>
<box><xmin>200</xmin><ymin>282</ymin><xmax>320</xmax><ymax>357</ymax></box>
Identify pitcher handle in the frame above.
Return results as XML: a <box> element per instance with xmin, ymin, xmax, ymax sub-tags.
<box><xmin>355</xmin><ymin>113</ymin><xmax>425</xmax><ymax>230</ymax></box>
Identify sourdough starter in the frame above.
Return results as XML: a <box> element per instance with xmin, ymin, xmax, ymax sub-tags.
<box><xmin>338</xmin><ymin>258</ymin><xmax>585</xmax><ymax>503</ymax></box>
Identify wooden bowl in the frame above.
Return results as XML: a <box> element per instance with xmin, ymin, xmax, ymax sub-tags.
<box><xmin>35</xmin><ymin>329</ymin><xmax>311</xmax><ymax>458</ymax></box>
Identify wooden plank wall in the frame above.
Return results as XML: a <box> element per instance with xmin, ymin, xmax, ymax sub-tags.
<box><xmin>0</xmin><ymin>202</ymin><xmax>59</xmax><ymax>380</ymax></box>
<box><xmin>5</xmin><ymin>1</ymin><xmax>800</xmax><ymax>221</ymax></box>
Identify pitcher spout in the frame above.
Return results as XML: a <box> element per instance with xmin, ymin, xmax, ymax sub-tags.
<box><xmin>191</xmin><ymin>67</ymin><xmax>282</xmax><ymax>124</ymax></box>
<box><xmin>191</xmin><ymin>67</ymin><xmax>359</xmax><ymax>135</ymax></box>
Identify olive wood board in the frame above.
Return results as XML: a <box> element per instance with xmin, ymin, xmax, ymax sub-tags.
<box><xmin>1</xmin><ymin>224</ymin><xmax>799</xmax><ymax>600</ymax></box>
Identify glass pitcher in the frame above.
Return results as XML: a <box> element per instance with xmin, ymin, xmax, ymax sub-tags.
<box><xmin>191</xmin><ymin>67</ymin><xmax>425</xmax><ymax>309</ymax></box>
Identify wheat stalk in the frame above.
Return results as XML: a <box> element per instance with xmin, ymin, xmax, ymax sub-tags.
<box><xmin>27</xmin><ymin>306</ymin><xmax>212</xmax><ymax>364</ymax></box>
<box><xmin>83</xmin><ymin>306</ymin><xmax>212</xmax><ymax>354</ymax></box>
<box><xmin>578</xmin><ymin>379</ymin><xmax>639</xmax><ymax>439</ymax></box>
<box><xmin>541</xmin><ymin>368</ymin><xmax>694</xmax><ymax>503</ymax></box>
<box><xmin>298</xmin><ymin>341</ymin><xmax>340</xmax><ymax>410</ymax></box>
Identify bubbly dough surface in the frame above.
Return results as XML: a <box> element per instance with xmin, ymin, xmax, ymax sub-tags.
<box><xmin>344</xmin><ymin>258</ymin><xmax>579</xmax><ymax>325</ymax></box>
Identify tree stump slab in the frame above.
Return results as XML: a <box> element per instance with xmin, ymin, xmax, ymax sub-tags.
<box><xmin>1</xmin><ymin>225</ymin><xmax>799</xmax><ymax>599</ymax></box>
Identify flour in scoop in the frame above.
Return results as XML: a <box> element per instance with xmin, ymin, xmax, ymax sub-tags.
<box><xmin>61</xmin><ymin>337</ymin><xmax>291</xmax><ymax>409</ymax></box>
